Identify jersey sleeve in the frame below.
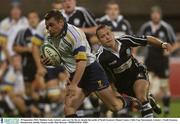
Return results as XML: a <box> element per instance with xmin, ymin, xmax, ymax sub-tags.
<box><xmin>13</xmin><ymin>29</ymin><xmax>25</xmax><ymax>46</ymax></box>
<box><xmin>166</xmin><ymin>24</ymin><xmax>176</xmax><ymax>44</ymax></box>
<box><xmin>65</xmin><ymin>26</ymin><xmax>88</xmax><ymax>61</ymax></box>
<box><xmin>82</xmin><ymin>8</ymin><xmax>97</xmax><ymax>27</ymax></box>
<box><xmin>0</xmin><ymin>33</ymin><xmax>8</xmax><ymax>45</ymax></box>
<box><xmin>120</xmin><ymin>35</ymin><xmax>148</xmax><ymax>47</ymax></box>
<box><xmin>124</xmin><ymin>19</ymin><xmax>133</xmax><ymax>35</ymax></box>
<box><xmin>0</xmin><ymin>19</ymin><xmax>8</xmax><ymax>44</ymax></box>
<box><xmin>137</xmin><ymin>22</ymin><xmax>149</xmax><ymax>36</ymax></box>
<box><xmin>31</xmin><ymin>20</ymin><xmax>46</xmax><ymax>46</ymax></box>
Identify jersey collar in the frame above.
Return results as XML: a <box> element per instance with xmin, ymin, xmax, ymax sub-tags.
<box><xmin>62</xmin><ymin>7</ymin><xmax>78</xmax><ymax>21</ymax></box>
<box><xmin>103</xmin><ymin>40</ymin><xmax>121</xmax><ymax>58</ymax></box>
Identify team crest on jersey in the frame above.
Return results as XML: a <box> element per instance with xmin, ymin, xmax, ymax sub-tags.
<box><xmin>126</xmin><ymin>49</ymin><xmax>131</xmax><ymax>56</ymax></box>
<box><xmin>159</xmin><ymin>31</ymin><xmax>165</xmax><ymax>38</ymax></box>
<box><xmin>122</xmin><ymin>24</ymin><xmax>127</xmax><ymax>31</ymax></box>
<box><xmin>74</xmin><ymin>18</ymin><xmax>80</xmax><ymax>26</ymax></box>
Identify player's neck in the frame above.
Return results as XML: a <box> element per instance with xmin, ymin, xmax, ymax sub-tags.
<box><xmin>111</xmin><ymin>40</ymin><xmax>118</xmax><ymax>52</ymax></box>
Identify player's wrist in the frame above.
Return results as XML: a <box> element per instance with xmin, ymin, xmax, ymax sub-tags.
<box><xmin>161</xmin><ymin>42</ymin><xmax>168</xmax><ymax>48</ymax></box>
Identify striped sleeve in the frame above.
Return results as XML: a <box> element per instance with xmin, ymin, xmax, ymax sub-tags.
<box><xmin>79</xmin><ymin>7</ymin><xmax>97</xmax><ymax>27</ymax></box>
<box><xmin>120</xmin><ymin>35</ymin><xmax>148</xmax><ymax>47</ymax></box>
<box><xmin>0</xmin><ymin>19</ymin><xmax>8</xmax><ymax>44</ymax></box>
<box><xmin>65</xmin><ymin>25</ymin><xmax>87</xmax><ymax>61</ymax></box>
<box><xmin>31</xmin><ymin>20</ymin><xmax>46</xmax><ymax>46</ymax></box>
<box><xmin>0</xmin><ymin>33</ymin><xmax>8</xmax><ymax>45</ymax></box>
<box><xmin>164</xmin><ymin>22</ymin><xmax>176</xmax><ymax>44</ymax></box>
<box><xmin>137</xmin><ymin>21</ymin><xmax>150</xmax><ymax>36</ymax></box>
<box><xmin>124</xmin><ymin>19</ymin><xmax>133</xmax><ymax>35</ymax></box>
<box><xmin>14</xmin><ymin>29</ymin><xmax>26</xmax><ymax>46</ymax></box>
<box><xmin>31</xmin><ymin>34</ymin><xmax>44</xmax><ymax>46</ymax></box>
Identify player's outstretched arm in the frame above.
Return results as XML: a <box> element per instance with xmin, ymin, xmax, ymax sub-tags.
<box><xmin>147</xmin><ymin>36</ymin><xmax>172</xmax><ymax>51</ymax></box>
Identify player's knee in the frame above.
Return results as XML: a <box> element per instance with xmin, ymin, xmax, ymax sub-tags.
<box><xmin>111</xmin><ymin>106</ymin><xmax>121</xmax><ymax>112</ymax></box>
<box><xmin>108</xmin><ymin>101</ymin><xmax>123</xmax><ymax>112</ymax></box>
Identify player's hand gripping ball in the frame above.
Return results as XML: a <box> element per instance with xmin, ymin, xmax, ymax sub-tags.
<box><xmin>40</xmin><ymin>43</ymin><xmax>61</xmax><ymax>67</ymax></box>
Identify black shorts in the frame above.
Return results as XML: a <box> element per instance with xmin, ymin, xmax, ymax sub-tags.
<box><xmin>145</xmin><ymin>56</ymin><xmax>169</xmax><ymax>78</ymax></box>
<box><xmin>70</xmin><ymin>61</ymin><xmax>109</xmax><ymax>94</ymax></box>
<box><xmin>23</xmin><ymin>62</ymin><xmax>37</xmax><ymax>82</ymax></box>
<box><xmin>45</xmin><ymin>66</ymin><xmax>65</xmax><ymax>82</ymax></box>
<box><xmin>114</xmin><ymin>63</ymin><xmax>149</xmax><ymax>97</ymax></box>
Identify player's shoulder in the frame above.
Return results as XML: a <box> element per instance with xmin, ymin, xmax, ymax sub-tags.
<box><xmin>0</xmin><ymin>17</ymin><xmax>10</xmax><ymax>25</ymax></box>
<box><xmin>1</xmin><ymin>17</ymin><xmax>10</xmax><ymax>23</ymax></box>
<box><xmin>118</xmin><ymin>34</ymin><xmax>135</xmax><ymax>43</ymax></box>
<box><xmin>121</xmin><ymin>16</ymin><xmax>131</xmax><ymax>25</ymax></box>
<box><xmin>95</xmin><ymin>46</ymin><xmax>104</xmax><ymax>60</ymax></box>
<box><xmin>95</xmin><ymin>46</ymin><xmax>112</xmax><ymax>62</ymax></box>
<box><xmin>161</xmin><ymin>20</ymin><xmax>174</xmax><ymax>30</ymax></box>
<box><xmin>97</xmin><ymin>15</ymin><xmax>109</xmax><ymax>22</ymax></box>
<box><xmin>75</xmin><ymin>6</ymin><xmax>88</xmax><ymax>13</ymax></box>
<box><xmin>141</xmin><ymin>21</ymin><xmax>151</xmax><ymax>29</ymax></box>
<box><xmin>65</xmin><ymin>24</ymin><xmax>85</xmax><ymax>43</ymax></box>
<box><xmin>20</xmin><ymin>16</ymin><xmax>28</xmax><ymax>22</ymax></box>
<box><xmin>67</xmin><ymin>23</ymin><xmax>82</xmax><ymax>34</ymax></box>
<box><xmin>38</xmin><ymin>19</ymin><xmax>45</xmax><ymax>26</ymax></box>
<box><xmin>17</xmin><ymin>28</ymin><xmax>28</xmax><ymax>34</ymax></box>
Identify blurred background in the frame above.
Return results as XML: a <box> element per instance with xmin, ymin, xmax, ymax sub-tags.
<box><xmin>1</xmin><ymin>0</ymin><xmax>180</xmax><ymax>32</ymax></box>
<box><xmin>0</xmin><ymin>0</ymin><xmax>180</xmax><ymax>118</ymax></box>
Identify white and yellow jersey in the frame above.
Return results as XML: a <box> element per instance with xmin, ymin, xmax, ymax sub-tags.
<box><xmin>48</xmin><ymin>24</ymin><xmax>96</xmax><ymax>73</ymax></box>
<box><xmin>0</xmin><ymin>17</ymin><xmax>29</xmax><ymax>56</ymax></box>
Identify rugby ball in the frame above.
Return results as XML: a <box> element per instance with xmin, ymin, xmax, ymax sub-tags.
<box><xmin>40</xmin><ymin>43</ymin><xmax>61</xmax><ymax>66</ymax></box>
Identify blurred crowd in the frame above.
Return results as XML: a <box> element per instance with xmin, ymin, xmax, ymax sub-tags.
<box><xmin>0</xmin><ymin>0</ymin><xmax>180</xmax><ymax>117</ymax></box>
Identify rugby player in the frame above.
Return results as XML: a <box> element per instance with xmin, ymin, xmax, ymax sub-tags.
<box><xmin>97</xmin><ymin>0</ymin><xmax>133</xmax><ymax>37</ymax></box>
<box><xmin>95</xmin><ymin>25</ymin><xmax>171</xmax><ymax>117</ymax></box>
<box><xmin>138</xmin><ymin>6</ymin><xmax>176</xmax><ymax>116</ymax></box>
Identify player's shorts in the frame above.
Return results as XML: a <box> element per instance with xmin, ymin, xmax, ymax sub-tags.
<box><xmin>23</xmin><ymin>62</ymin><xmax>37</xmax><ymax>82</ymax></box>
<box><xmin>145</xmin><ymin>57</ymin><xmax>169</xmax><ymax>78</ymax></box>
<box><xmin>45</xmin><ymin>66</ymin><xmax>65</xmax><ymax>82</ymax></box>
<box><xmin>114</xmin><ymin>63</ymin><xmax>149</xmax><ymax>97</ymax></box>
<box><xmin>70</xmin><ymin>61</ymin><xmax>109</xmax><ymax>94</ymax></box>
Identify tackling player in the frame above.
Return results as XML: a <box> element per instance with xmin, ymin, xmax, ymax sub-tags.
<box><xmin>95</xmin><ymin>25</ymin><xmax>171</xmax><ymax>117</ymax></box>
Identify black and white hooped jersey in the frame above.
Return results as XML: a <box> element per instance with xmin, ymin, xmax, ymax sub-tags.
<box><xmin>96</xmin><ymin>35</ymin><xmax>147</xmax><ymax>76</ymax></box>
<box><xmin>97</xmin><ymin>15</ymin><xmax>133</xmax><ymax>37</ymax></box>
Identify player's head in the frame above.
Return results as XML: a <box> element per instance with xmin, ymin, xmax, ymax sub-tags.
<box><xmin>10</xmin><ymin>4</ymin><xmax>22</xmax><ymax>21</ymax></box>
<box><xmin>45</xmin><ymin>10</ymin><xmax>67</xmax><ymax>37</ymax></box>
<box><xmin>96</xmin><ymin>24</ymin><xmax>115</xmax><ymax>47</ymax></box>
<box><xmin>27</xmin><ymin>11</ymin><xmax>40</xmax><ymax>28</ymax></box>
<box><xmin>150</xmin><ymin>6</ymin><xmax>162</xmax><ymax>24</ymax></box>
<box><xmin>105</xmin><ymin>0</ymin><xmax>120</xmax><ymax>20</ymax></box>
<box><xmin>61</xmin><ymin>0</ymin><xmax>76</xmax><ymax>14</ymax></box>
<box><xmin>51</xmin><ymin>0</ymin><xmax>63</xmax><ymax>10</ymax></box>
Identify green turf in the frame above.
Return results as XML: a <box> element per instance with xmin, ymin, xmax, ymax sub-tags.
<box><xmin>157</xmin><ymin>100</ymin><xmax>180</xmax><ymax>117</ymax></box>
